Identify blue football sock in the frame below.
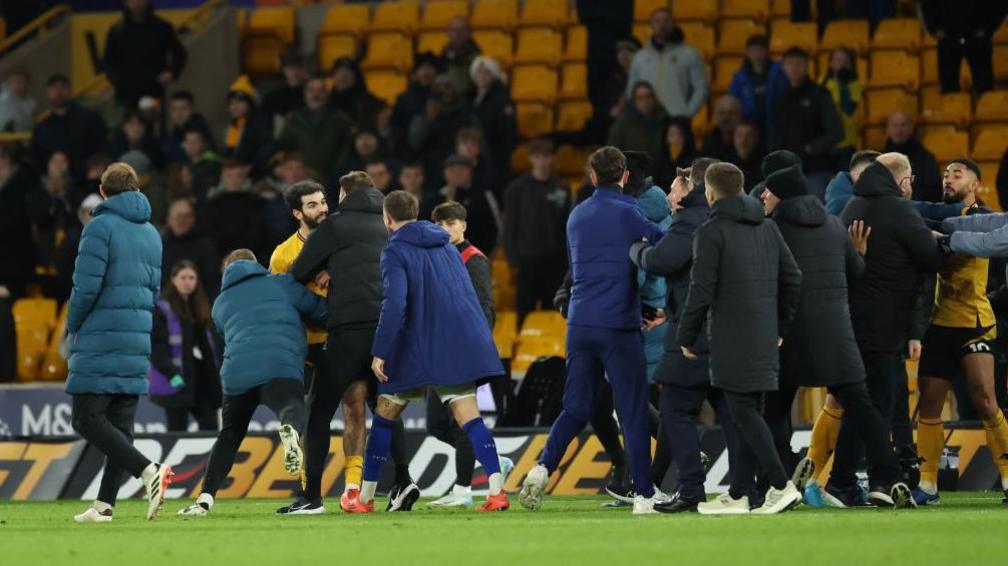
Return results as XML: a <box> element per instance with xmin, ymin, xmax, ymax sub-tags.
<box><xmin>462</xmin><ymin>417</ymin><xmax>501</xmax><ymax>477</ymax></box>
<box><xmin>363</xmin><ymin>415</ymin><xmax>395</xmax><ymax>483</ymax></box>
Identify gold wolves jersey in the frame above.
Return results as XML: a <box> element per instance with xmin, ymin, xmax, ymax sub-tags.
<box><xmin>270</xmin><ymin>232</ymin><xmax>327</xmax><ymax>345</ymax></box>
<box><xmin>932</xmin><ymin>209</ymin><xmax>996</xmax><ymax>329</ymax></box>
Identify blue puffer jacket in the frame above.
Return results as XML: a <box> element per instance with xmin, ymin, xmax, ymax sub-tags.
<box><xmin>567</xmin><ymin>186</ymin><xmax>665</xmax><ymax>330</ymax></box>
<box><xmin>66</xmin><ymin>191</ymin><xmax>162</xmax><ymax>395</ymax></box>
<box><xmin>212</xmin><ymin>260</ymin><xmax>328</xmax><ymax>395</ymax></box>
<box><xmin>824</xmin><ymin>171</ymin><xmax>853</xmax><ymax>216</ymax></box>
<box><xmin>372</xmin><ymin>221</ymin><xmax>504</xmax><ymax>394</ymax></box>
<box><xmin>729</xmin><ymin>60</ymin><xmax>788</xmax><ymax>132</ymax></box>
<box><xmin>636</xmin><ymin>186</ymin><xmax>671</xmax><ymax>381</ymax></box>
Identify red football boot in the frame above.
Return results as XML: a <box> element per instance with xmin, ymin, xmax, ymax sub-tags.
<box><xmin>340</xmin><ymin>489</ymin><xmax>375</xmax><ymax>513</ymax></box>
<box><xmin>477</xmin><ymin>492</ymin><xmax>510</xmax><ymax>512</ymax></box>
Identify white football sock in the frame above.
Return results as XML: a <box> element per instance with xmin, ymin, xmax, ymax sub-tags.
<box><xmin>140</xmin><ymin>463</ymin><xmax>158</xmax><ymax>483</ymax></box>
<box><xmin>488</xmin><ymin>472</ymin><xmax>503</xmax><ymax>496</ymax></box>
<box><xmin>360</xmin><ymin>481</ymin><xmax>377</xmax><ymax>504</ymax></box>
<box><xmin>918</xmin><ymin>480</ymin><xmax>937</xmax><ymax>495</ymax></box>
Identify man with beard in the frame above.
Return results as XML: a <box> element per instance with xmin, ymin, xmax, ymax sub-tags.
<box><xmin>626</xmin><ymin>7</ymin><xmax>708</xmax><ymax>118</ymax></box>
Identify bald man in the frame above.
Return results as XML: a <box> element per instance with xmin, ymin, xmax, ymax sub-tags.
<box><xmin>883</xmin><ymin>112</ymin><xmax>941</xmax><ymax>203</ymax></box>
<box><xmin>821</xmin><ymin>153</ymin><xmax>943</xmax><ymax>507</ymax></box>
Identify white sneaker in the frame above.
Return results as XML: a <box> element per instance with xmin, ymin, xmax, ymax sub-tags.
<box><xmin>499</xmin><ymin>456</ymin><xmax>515</xmax><ymax>485</ymax></box>
<box><xmin>178</xmin><ymin>493</ymin><xmax>213</xmax><ymax>517</ymax></box>
<box><xmin>428</xmin><ymin>484</ymin><xmax>474</xmax><ymax>507</ymax></box>
<box><xmin>791</xmin><ymin>456</ymin><xmax>815</xmax><ymax>491</ymax></box>
<box><xmin>697</xmin><ymin>493</ymin><xmax>750</xmax><ymax>515</ymax></box>
<box><xmin>278</xmin><ymin>424</ymin><xmax>303</xmax><ymax>475</ymax></box>
<box><xmin>632</xmin><ymin>494</ymin><xmax>660</xmax><ymax>515</ymax></box>
<box><xmin>653</xmin><ymin>487</ymin><xmax>673</xmax><ymax>505</ymax></box>
<box><xmin>753</xmin><ymin>481</ymin><xmax>802</xmax><ymax>515</ymax></box>
<box><xmin>73</xmin><ymin>503</ymin><xmax>112</xmax><ymax>523</ymax></box>
<box><xmin>519</xmin><ymin>464</ymin><xmax>549</xmax><ymax>511</ymax></box>
<box><xmin>143</xmin><ymin>463</ymin><xmax>173</xmax><ymax>521</ymax></box>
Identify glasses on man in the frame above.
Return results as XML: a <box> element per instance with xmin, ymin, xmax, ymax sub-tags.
<box><xmin>902</xmin><ymin>175</ymin><xmax>916</xmax><ymax>185</ymax></box>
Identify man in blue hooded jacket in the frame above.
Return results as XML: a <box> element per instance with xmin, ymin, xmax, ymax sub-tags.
<box><xmin>178</xmin><ymin>249</ymin><xmax>327</xmax><ymax>517</ymax></box>
<box><xmin>67</xmin><ymin>163</ymin><xmax>173</xmax><ymax>523</ymax></box>
<box><xmin>345</xmin><ymin>191</ymin><xmax>510</xmax><ymax>513</ymax></box>
<box><xmin>520</xmin><ymin>146</ymin><xmax>665</xmax><ymax>515</ymax></box>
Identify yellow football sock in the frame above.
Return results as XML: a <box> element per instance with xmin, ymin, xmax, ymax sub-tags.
<box><xmin>983</xmin><ymin>411</ymin><xmax>1008</xmax><ymax>490</ymax></box>
<box><xmin>808</xmin><ymin>405</ymin><xmax>844</xmax><ymax>475</ymax></box>
<box><xmin>344</xmin><ymin>455</ymin><xmax>363</xmax><ymax>490</ymax></box>
<box><xmin>917</xmin><ymin>417</ymin><xmax>944</xmax><ymax>493</ymax></box>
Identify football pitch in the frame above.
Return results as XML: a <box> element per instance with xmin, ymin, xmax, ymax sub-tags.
<box><xmin>2</xmin><ymin>494</ymin><xmax>1008</xmax><ymax>565</ymax></box>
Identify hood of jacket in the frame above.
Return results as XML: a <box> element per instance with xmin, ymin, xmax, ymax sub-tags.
<box><xmin>636</xmin><ymin>185</ymin><xmax>671</xmax><ymax>223</ymax></box>
<box><xmin>853</xmin><ymin>161</ymin><xmax>902</xmax><ymax>198</ymax></box>
<box><xmin>221</xmin><ymin>259</ymin><xmax>267</xmax><ymax>291</ymax></box>
<box><xmin>679</xmin><ymin>183</ymin><xmax>709</xmax><ymax>211</ymax></box>
<box><xmin>772</xmin><ymin>194</ymin><xmax>827</xmax><ymax>227</ymax></box>
<box><xmin>711</xmin><ymin>194</ymin><xmax>765</xmax><ymax>225</ymax></box>
<box><xmin>340</xmin><ymin>187</ymin><xmax>385</xmax><ymax>214</ymax></box>
<box><xmin>92</xmin><ymin>190</ymin><xmax>151</xmax><ymax>224</ymax></box>
<box><xmin>391</xmin><ymin>220</ymin><xmax>450</xmax><ymax>248</ymax></box>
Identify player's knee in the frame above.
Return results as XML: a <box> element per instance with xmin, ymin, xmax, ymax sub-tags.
<box><xmin>970</xmin><ymin>389</ymin><xmax>999</xmax><ymax>420</ymax></box>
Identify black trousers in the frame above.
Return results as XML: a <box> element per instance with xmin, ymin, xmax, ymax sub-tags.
<box><xmin>724</xmin><ymin>391</ymin><xmax>788</xmax><ymax>499</ymax></box>
<box><xmin>661</xmin><ymin>383</ymin><xmax>736</xmax><ymax>499</ymax></box>
<box><xmin>164</xmin><ymin>403</ymin><xmax>219</xmax><ymax>432</ymax></box>
<box><xmin>71</xmin><ymin>394</ymin><xmax>151</xmax><ymax>506</ymax></box>
<box><xmin>426</xmin><ymin>388</ymin><xmax>476</xmax><ymax>487</ymax></box>
<box><xmin>201</xmin><ymin>379</ymin><xmax>306</xmax><ymax>497</ymax></box>
<box><xmin>938</xmin><ymin>34</ymin><xmax>994</xmax><ymax>94</ymax></box>
<box><xmin>764</xmin><ymin>383</ymin><xmax>801</xmax><ymax>476</ymax></box>
<box><xmin>516</xmin><ymin>257</ymin><xmax>567</xmax><ymax>325</ymax></box>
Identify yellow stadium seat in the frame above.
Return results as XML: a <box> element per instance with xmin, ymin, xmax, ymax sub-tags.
<box><xmin>977</xmin><ymin>162</ymin><xmax>1002</xmax><ymax>211</ymax></box>
<box><xmin>920</xmin><ymin>47</ymin><xmax>940</xmax><ymax>85</ymax></box>
<box><xmin>515</xmin><ymin>27</ymin><xmax>563</xmax><ymax>66</ymax></box>
<box><xmin>770</xmin><ymin>21</ymin><xmax>817</xmax><ymax>55</ymax></box>
<box><xmin>416</xmin><ymin>31</ymin><xmax>449</xmax><ymax>54</ymax></box>
<box><xmin>862</xmin><ymin>124</ymin><xmax>887</xmax><ymax>150</ymax></box>
<box><xmin>246</xmin><ymin>6</ymin><xmax>295</xmax><ymax>44</ymax></box>
<box><xmin>471</xmin><ymin>0</ymin><xmax>518</xmax><ymax>30</ymax></box>
<box><xmin>872</xmin><ymin>18</ymin><xmax>921</xmax><ymax>52</ymax></box>
<box><xmin>994</xmin><ymin>45</ymin><xmax>1008</xmax><ymax>82</ymax></box>
<box><xmin>515</xmin><ymin>102</ymin><xmax>555</xmax><ymax>138</ymax></box>
<box><xmin>718</xmin><ymin>20</ymin><xmax>765</xmax><ymax>55</ymax></box>
<box><xmin>419</xmin><ymin>0</ymin><xmax>469</xmax><ymax>31</ymax></box>
<box><xmin>819</xmin><ymin>20</ymin><xmax>870</xmax><ymax>55</ymax></box>
<box><xmin>713</xmin><ymin>56</ymin><xmax>743</xmax><ymax>92</ymax></box>
<box><xmin>40</xmin><ymin>303</ymin><xmax>68</xmax><ymax>382</ymax></box>
<box><xmin>494</xmin><ymin>311</ymin><xmax>518</xmax><ymax>358</ymax></box>
<box><xmin>519</xmin><ymin>0</ymin><xmax>569</xmax><ymax>28</ymax></box>
<box><xmin>975</xmin><ymin>90</ymin><xmax>1008</xmax><ymax>123</ymax></box>
<box><xmin>16</xmin><ymin>322</ymin><xmax>49</xmax><ymax>382</ymax></box>
<box><xmin>370</xmin><ymin>1</ymin><xmax>421</xmax><ymax>34</ymax></box>
<box><xmin>633</xmin><ymin>23</ymin><xmax>650</xmax><ymax>45</ymax></box>
<box><xmin>770</xmin><ymin>0</ymin><xmax>791</xmax><ymax>18</ymax></box>
<box><xmin>556</xmin><ymin>100</ymin><xmax>593</xmax><ymax>131</ymax></box>
<box><xmin>13</xmin><ymin>298</ymin><xmax>58</xmax><ymax>329</ymax></box>
<box><xmin>973</xmin><ymin>127</ymin><xmax>1008</xmax><ymax>161</ymax></box>
<box><xmin>994</xmin><ymin>19</ymin><xmax>1008</xmax><ymax>45</ymax></box>
<box><xmin>554</xmin><ymin>142</ymin><xmax>593</xmax><ymax>175</ymax></box>
<box><xmin>365</xmin><ymin>70</ymin><xmax>408</xmax><ymax>105</ymax></box>
<box><xmin>672</xmin><ymin>0</ymin><xmax>718</xmax><ymax>23</ymax></box>
<box><xmin>680</xmin><ymin>22</ymin><xmax>715</xmax><ymax>60</ymax></box>
<box><xmin>318</xmin><ymin>3</ymin><xmax>371</xmax><ymax>37</ymax></box>
<box><xmin>635</xmin><ymin>0</ymin><xmax>668</xmax><ymax>22</ymax></box>
<box><xmin>919</xmin><ymin>92</ymin><xmax>971</xmax><ymax>128</ymax></box>
<box><xmin>361</xmin><ymin>33</ymin><xmax>413</xmax><ymax>71</ymax></box>
<box><xmin>511</xmin><ymin>336</ymin><xmax>565</xmax><ymax>375</ymax></box>
<box><xmin>243</xmin><ymin>35</ymin><xmax>285</xmax><ymax>75</ymax></box>
<box><xmin>922</xmin><ymin>129</ymin><xmax>969</xmax><ymax>162</ymax></box>
<box><xmin>721</xmin><ymin>0</ymin><xmax>770</xmax><ymax>21</ymax></box>
<box><xmin>563</xmin><ymin>25</ymin><xmax>587</xmax><ymax>62</ymax></box>
<box><xmin>510</xmin><ymin>143</ymin><xmax>531</xmax><ymax>173</ymax></box>
<box><xmin>864</xmin><ymin>88</ymin><xmax>917</xmax><ymax>125</ymax></box>
<box><xmin>868</xmin><ymin>51</ymin><xmax>919</xmax><ymax>89</ymax></box>
<box><xmin>511</xmin><ymin>65</ymin><xmax>559</xmax><ymax>103</ymax></box>
<box><xmin>317</xmin><ymin>34</ymin><xmax>358</xmax><ymax>72</ymax></box>
<box><xmin>520</xmin><ymin>310</ymin><xmax>566</xmax><ymax>338</ymax></box>
<box><xmin>559</xmin><ymin>62</ymin><xmax>587</xmax><ymax>99</ymax></box>
<box><xmin>473</xmin><ymin>30</ymin><xmax>514</xmax><ymax>67</ymax></box>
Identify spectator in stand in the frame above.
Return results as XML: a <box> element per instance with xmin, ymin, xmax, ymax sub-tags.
<box><xmin>365</xmin><ymin>159</ymin><xmax>394</xmax><ymax>194</ymax></box>
<box><xmin>163</xmin><ymin>198</ymin><xmax>221</xmax><ymax>298</ymax></box>
<box><xmin>627</xmin><ymin>8</ymin><xmax>708</xmax><ymax>119</ymax></box>
<box><xmin>391</xmin><ymin>52</ymin><xmax>440</xmax><ymax>137</ymax></box>
<box><xmin>27</xmin><ymin>151</ymin><xmax>79</xmax><ymax>300</ymax></box>
<box><xmin>409</xmin><ymin>76</ymin><xmax>481</xmax><ymax>191</ymax></box>
<box><xmin>107</xmin><ymin>111</ymin><xmax>164</xmax><ymax>170</ymax></box>
<box><xmin>329</xmin><ymin>57</ymin><xmax>384</xmax><ymax>125</ymax></box>
<box><xmin>80</xmin><ymin>153</ymin><xmax>113</xmax><ymax>207</ymax></box>
<box><xmin>730</xmin><ymin>35</ymin><xmax>787</xmax><ymax>139</ymax></box>
<box><xmin>454</xmin><ymin>127</ymin><xmax>499</xmax><ymax>198</ymax></box>
<box><xmin>162</xmin><ymin>91</ymin><xmax>214</xmax><ymax>165</ymax></box>
<box><xmin>769</xmin><ymin>47</ymin><xmax>843</xmax><ymax>201</ymax></box>
<box><xmin>470</xmin><ymin>56</ymin><xmax>517</xmax><ymax>190</ymax></box>
<box><xmin>102</xmin><ymin>0</ymin><xmax>187</xmax><ymax>109</ymax></box>
<box><xmin>699</xmin><ymin>95</ymin><xmax>743</xmax><ymax>161</ymax></box>
<box><xmin>820</xmin><ymin>47</ymin><xmax>862</xmax><ymax>167</ymax></box>
<box><xmin>118</xmin><ymin>150</ymin><xmax>171</xmax><ymax>229</ymax></box>
<box><xmin>428</xmin><ymin>154</ymin><xmax>500</xmax><ymax>255</ymax></box>
<box><xmin>55</xmin><ymin>194</ymin><xmax>103</xmax><ymax>322</ymax></box>
<box><xmin>883</xmin><ymin>111</ymin><xmax>941</xmax><ymax>202</ymax></box>
<box><xmin>222</xmin><ymin>78</ymin><xmax>273</xmax><ymax>173</ymax></box>
<box><xmin>503</xmin><ymin>139</ymin><xmax>571</xmax><ymax>324</ymax></box>
<box><xmin>182</xmin><ymin>128</ymin><xmax>221</xmax><ymax>205</ymax></box>
<box><xmin>200</xmin><ymin>159</ymin><xmax>268</xmax><ymax>261</ymax></box>
<box><xmin>921</xmin><ymin>0</ymin><xmax>1007</xmax><ymax>94</ymax></box>
<box><xmin>30</xmin><ymin>74</ymin><xmax>107</xmax><ymax>183</ymax></box>
<box><xmin>824</xmin><ymin>149</ymin><xmax>880</xmax><ymax>215</ymax></box>
<box><xmin>608</xmin><ymin>82</ymin><xmax>671</xmax><ymax>158</ymax></box>
<box><xmin>0</xmin><ymin>68</ymin><xmax>35</xmax><ymax>132</ymax></box>
<box><xmin>727</xmin><ymin>121</ymin><xmax>766</xmax><ymax>189</ymax></box>
<box><xmin>277</xmin><ymin>75</ymin><xmax>354</xmax><ymax>181</ymax></box>
<box><xmin>399</xmin><ymin>161</ymin><xmax>428</xmax><ymax>214</ymax></box>
<box><xmin>333</xmin><ymin>126</ymin><xmax>388</xmax><ymax>187</ymax></box>
<box><xmin>0</xmin><ymin>143</ymin><xmax>36</xmax><ymax>300</ymax></box>
<box><xmin>261</xmin><ymin>49</ymin><xmax>309</xmax><ymax>135</ymax></box>
<box><xmin>587</xmin><ymin>38</ymin><xmax>642</xmax><ymax>144</ymax></box>
<box><xmin>651</xmin><ymin>118</ymin><xmax>697</xmax><ymax>190</ymax></box>
<box><xmin>577</xmin><ymin>0</ymin><xmax>634</xmax><ymax>144</ymax></box>
<box><xmin>441</xmin><ymin>16</ymin><xmax>481</xmax><ymax>99</ymax></box>
<box><xmin>150</xmin><ymin>259</ymin><xmax>222</xmax><ymax>432</ymax></box>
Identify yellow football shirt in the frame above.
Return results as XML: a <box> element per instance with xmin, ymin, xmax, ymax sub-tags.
<box><xmin>270</xmin><ymin>231</ymin><xmax>328</xmax><ymax>345</ymax></box>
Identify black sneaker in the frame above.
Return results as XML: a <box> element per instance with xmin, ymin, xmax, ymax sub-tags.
<box><xmin>604</xmin><ymin>466</ymin><xmax>633</xmax><ymax>504</ymax></box>
<box><xmin>276</xmin><ymin>498</ymin><xmax>324</xmax><ymax>515</ymax></box>
<box><xmin>896</xmin><ymin>445</ymin><xmax>921</xmax><ymax>489</ymax></box>
<box><xmin>387</xmin><ymin>482</ymin><xmax>420</xmax><ymax>512</ymax></box>
<box><xmin>654</xmin><ymin>493</ymin><xmax>703</xmax><ymax>514</ymax></box>
<box><xmin>822</xmin><ymin>483</ymin><xmax>869</xmax><ymax>508</ymax></box>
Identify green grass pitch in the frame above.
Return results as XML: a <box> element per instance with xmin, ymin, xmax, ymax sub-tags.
<box><xmin>2</xmin><ymin>494</ymin><xmax>1008</xmax><ymax>565</ymax></box>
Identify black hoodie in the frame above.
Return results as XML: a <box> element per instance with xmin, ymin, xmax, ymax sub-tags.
<box><xmin>677</xmin><ymin>193</ymin><xmax>802</xmax><ymax>393</ymax></box>
<box><xmin>102</xmin><ymin>4</ymin><xmax>187</xmax><ymax>106</ymax></box>
<box><xmin>840</xmin><ymin>162</ymin><xmax>943</xmax><ymax>353</ymax></box>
